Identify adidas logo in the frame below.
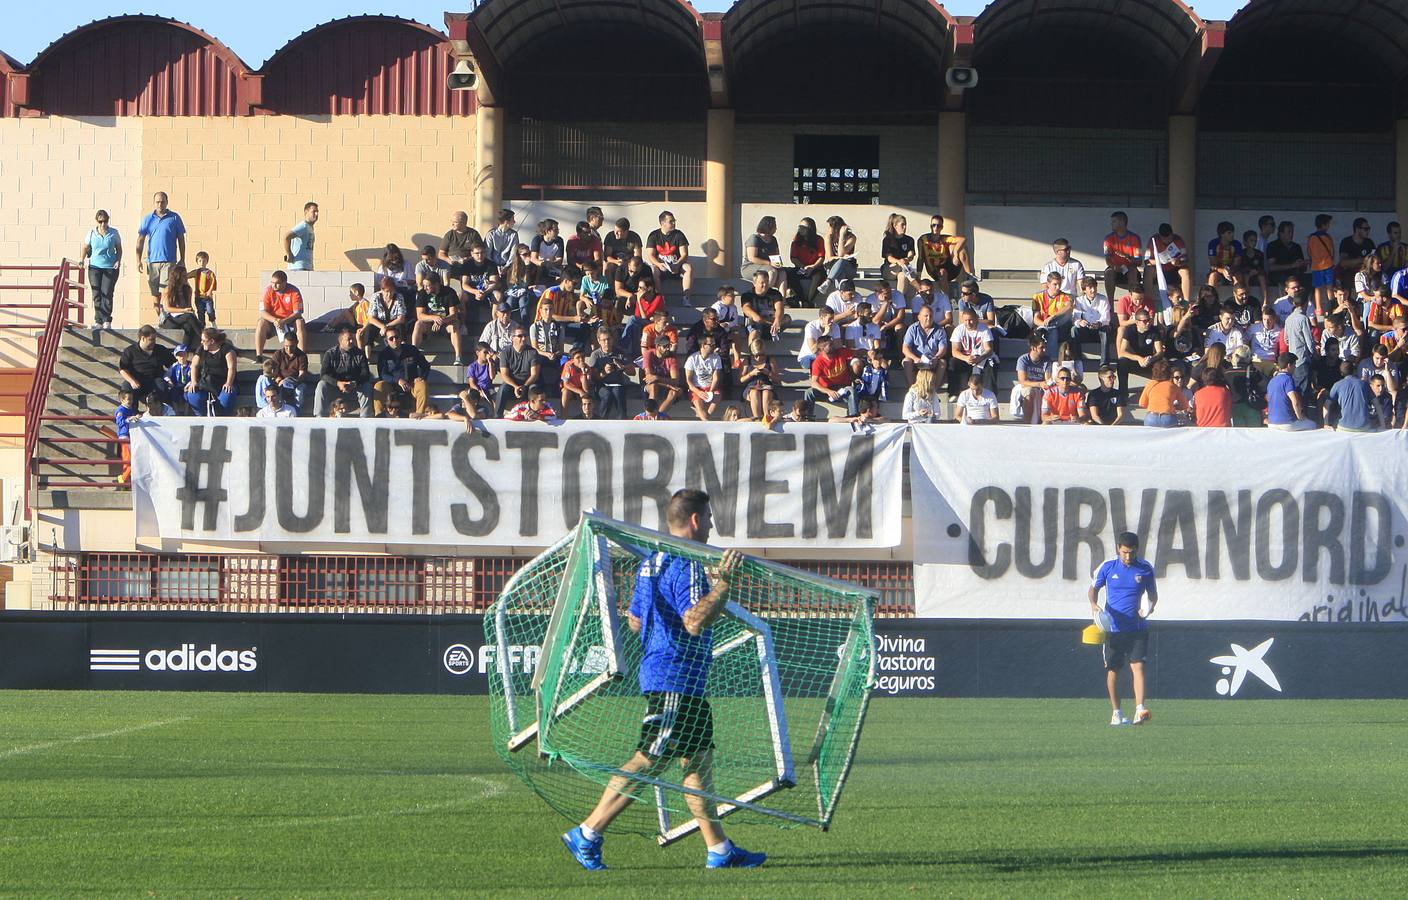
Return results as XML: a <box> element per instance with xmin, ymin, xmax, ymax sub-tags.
<box><xmin>90</xmin><ymin>644</ymin><xmax>258</xmax><ymax>673</ymax></box>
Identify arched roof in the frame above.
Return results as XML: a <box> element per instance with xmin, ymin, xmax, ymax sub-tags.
<box><xmin>260</xmin><ymin>16</ymin><xmax>473</xmax><ymax>116</ymax></box>
<box><xmin>973</xmin><ymin>0</ymin><xmax>1204</xmax><ymax>77</ymax></box>
<box><xmin>723</xmin><ymin>0</ymin><xmax>955</xmax><ymax>72</ymax></box>
<box><xmin>1225</xmin><ymin>0</ymin><xmax>1408</xmax><ymax>84</ymax></box>
<box><xmin>468</xmin><ymin>0</ymin><xmax>703</xmax><ymax>75</ymax></box>
<box><xmin>26</xmin><ymin>15</ymin><xmax>255</xmax><ymax>116</ymax></box>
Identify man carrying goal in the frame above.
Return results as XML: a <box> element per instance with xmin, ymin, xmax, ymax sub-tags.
<box><xmin>1088</xmin><ymin>532</ymin><xmax>1157</xmax><ymax>726</ymax></box>
<box><xmin>562</xmin><ymin>488</ymin><xmax>768</xmax><ymax>871</ymax></box>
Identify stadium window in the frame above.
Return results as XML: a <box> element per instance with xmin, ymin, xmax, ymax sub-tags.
<box><xmin>155</xmin><ymin>558</ymin><xmax>221</xmax><ymax>605</ymax></box>
<box><xmin>81</xmin><ymin>554</ymin><xmax>153</xmax><ymax>603</ymax></box>
<box><xmin>793</xmin><ymin>135</ymin><xmax>880</xmax><ymax>205</ymax></box>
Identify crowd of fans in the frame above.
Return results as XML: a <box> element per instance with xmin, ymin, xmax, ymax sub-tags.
<box><xmin>98</xmin><ymin>194</ymin><xmax>1408</xmax><ymax>433</ymax></box>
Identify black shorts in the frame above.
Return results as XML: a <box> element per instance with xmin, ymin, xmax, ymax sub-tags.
<box><xmin>1103</xmin><ymin>630</ymin><xmax>1149</xmax><ymax>670</ymax></box>
<box><xmin>636</xmin><ymin>692</ymin><xmax>714</xmax><ymax>761</ymax></box>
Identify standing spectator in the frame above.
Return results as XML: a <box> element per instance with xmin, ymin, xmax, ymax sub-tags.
<box><xmin>741</xmin><ymin>216</ymin><xmax>786</xmax><ymax>296</ymax></box>
<box><xmin>269</xmin><ymin>332</ymin><xmax>308</xmax><ymax>411</ymax></box>
<box><xmin>788</xmin><ymin>217</ymin><xmax>827</xmax><ymax>306</ymax></box>
<box><xmin>185</xmin><ymin>328</ymin><xmax>238</xmax><ymax>417</ymax></box>
<box><xmin>257</xmin><ymin>383</ymin><xmax>297</xmax><ymax>419</ymax></box>
<box><xmin>955</xmin><ymin>372</ymin><xmax>1000</xmax><ymax>425</ymax></box>
<box><xmin>1283</xmin><ymin>291</ymin><xmax>1316</xmax><ymax>394</ymax></box>
<box><xmin>159</xmin><ymin>264</ymin><xmax>201</xmax><ymax>349</ymax></box>
<box><xmin>1138</xmin><ymin>360</ymin><xmax>1186</xmax><ymax>428</ymax></box>
<box><xmin>588</xmin><ymin>328</ymin><xmax>635</xmax><ymax>420</ymax></box>
<box><xmin>378</xmin><ymin>244</ymin><xmax>415</xmax><ymax>305</ymax></box>
<box><xmin>254</xmin><ymin>270</ymin><xmax>306</xmax><ymax>358</ymax></box>
<box><xmin>685</xmin><ymin>335</ymin><xmax>725</xmax><ymax>421</ymax></box>
<box><xmin>880</xmin><ymin>213</ymin><xmax>917</xmax><ymax>298</ymax></box>
<box><xmin>901</xmin><ymin>303</ymin><xmax>948</xmax><ymax>387</ymax></box>
<box><xmin>412</xmin><ymin>272</ymin><xmax>466</xmax><ymax>365</ymax></box>
<box><xmin>645</xmin><ymin>211</ymin><xmax>694</xmax><ymax>302</ymax></box>
<box><xmin>1236</xmin><ymin>229</ymin><xmax>1270</xmax><ymax>299</ymax></box>
<box><xmin>602</xmin><ymin>217</ymin><xmax>643</xmax><ymax>283</ymax></box>
<box><xmin>1266</xmin><ymin>352</ymin><xmax>1317</xmax><ymax>431</ymax></box>
<box><xmin>1039</xmin><ymin>238</ymin><xmax>1086</xmax><ymax>296</ymax></box>
<box><xmin>189</xmin><ymin>251</ymin><xmax>218</xmax><ymax>329</ymax></box>
<box><xmin>1339</xmin><ymin>217</ymin><xmax>1376</xmax><ymax>289</ymax></box>
<box><xmin>821</xmin><ymin>216</ymin><xmax>858</xmax><ymax>293</ymax></box>
<box><xmin>135</xmin><ymin>191</ymin><xmax>187</xmax><ymax>319</ymax></box>
<box><xmin>1192</xmin><ymin>368</ymin><xmax>1233</xmax><ymax>427</ymax></box>
<box><xmin>804</xmin><ymin>336</ymin><xmax>860</xmax><ymax>418</ymax></box>
<box><xmin>741</xmin><ymin>269</ymin><xmax>791</xmax><ymax>341</ymax></box>
<box><xmin>902</xmin><ymin>369</ymin><xmax>939</xmax><ymax>424</ymax></box>
<box><xmin>373</xmin><ymin>328</ymin><xmax>429</xmax><ymax>416</ymax></box>
<box><xmin>1102</xmin><ymin>211</ymin><xmax>1143</xmax><ymax>298</ymax></box>
<box><xmin>480</xmin><ymin>301</ymin><xmax>516</xmax><ymax>355</ymax></box>
<box><xmin>948</xmin><ymin>307</ymin><xmax>996</xmax><ymax>394</ymax></box>
<box><xmin>1206</xmin><ymin>222</ymin><xmax>1242</xmax><ymax>287</ymax></box>
<box><xmin>118</xmin><ymin>325</ymin><xmax>176</xmax><ymax>402</ymax></box>
<box><xmin>1042</xmin><ymin>367</ymin><xmax>1087</xmax><ymax>424</ymax></box>
<box><xmin>441</xmin><ymin>210</ymin><xmax>483</xmax><ymax>299</ymax></box>
<box><xmin>113</xmin><ymin>387</ymin><xmax>139</xmax><ymax>483</ymax></box>
<box><xmin>641</xmin><ymin>334</ymin><xmax>683</xmax><ymax>417</ymax></box>
<box><xmin>1306</xmin><ymin>214</ymin><xmax>1337</xmax><ymax>315</ymax></box>
<box><xmin>798</xmin><ymin>306</ymin><xmax>840</xmax><ymax>368</ymax></box>
<box><xmin>315</xmin><ymin>325</ymin><xmax>373</xmax><ymax>417</ymax></box>
<box><xmin>1326</xmin><ymin>362</ymin><xmax>1374</xmax><ymax>432</ymax></box>
<box><xmin>485</xmin><ymin>209</ymin><xmax>520</xmax><ymax>272</ymax></box>
<box><xmin>80</xmin><ymin>209</ymin><xmax>121</xmax><ymax>329</ymax></box>
<box><xmin>1072</xmin><ymin>276</ymin><xmax>1113</xmax><ymax>361</ymax></box>
<box><xmin>1147</xmin><ymin>223</ymin><xmax>1192</xmax><ymax>303</ymax></box>
<box><xmin>1012</xmin><ymin>335</ymin><xmax>1047</xmax><ymax>424</ymax></box>
<box><xmin>1265</xmin><ymin>220</ymin><xmax>1307</xmax><ymax>286</ymax></box>
<box><xmin>916</xmin><ymin>215</ymin><xmax>971</xmax><ymax>296</ymax></box>
<box><xmin>1087</xmin><ymin>365</ymin><xmax>1126</xmax><ymax>425</ymax></box>
<box><xmin>530</xmin><ymin>219</ymin><xmax>566</xmax><ymax>284</ymax></box>
<box><xmin>1378</xmin><ymin>221</ymin><xmax>1408</xmax><ymax>274</ymax></box>
<box><xmin>497</xmin><ymin>327</ymin><xmax>542</xmax><ymax>417</ymax></box>
<box><xmin>1117</xmin><ymin>310</ymin><xmax>1163</xmax><ymax>397</ymax></box>
<box><xmin>1033</xmin><ymin>271</ymin><xmax>1074</xmax><ymax>361</ymax></box>
<box><xmin>559</xmin><ymin>345</ymin><xmax>594</xmax><ymax>420</ymax></box>
<box><xmin>282</xmin><ymin>201</ymin><xmax>318</xmax><ymax>271</ymax></box>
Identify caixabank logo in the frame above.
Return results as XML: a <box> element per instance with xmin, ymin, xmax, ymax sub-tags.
<box><xmin>89</xmin><ymin>644</ymin><xmax>258</xmax><ymax>674</ymax></box>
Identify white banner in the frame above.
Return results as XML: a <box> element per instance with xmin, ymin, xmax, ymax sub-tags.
<box><xmin>910</xmin><ymin>427</ymin><xmax>1408</xmax><ymax>623</ymax></box>
<box><xmin>131</xmin><ymin>419</ymin><xmax>906</xmax><ymax>550</ymax></box>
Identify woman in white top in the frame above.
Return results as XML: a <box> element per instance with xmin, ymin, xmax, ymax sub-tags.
<box><xmin>1043</xmin><ymin>339</ymin><xmax>1085</xmax><ymax>385</ymax></box>
<box><xmin>741</xmin><ymin>216</ymin><xmax>787</xmax><ymax>296</ymax></box>
<box><xmin>378</xmin><ymin>244</ymin><xmax>415</xmax><ymax>304</ymax></box>
<box><xmin>822</xmin><ymin>215</ymin><xmax>858</xmax><ymax>292</ymax></box>
<box><xmin>902</xmin><ymin>368</ymin><xmax>938</xmax><ymax>424</ymax></box>
<box><xmin>79</xmin><ymin>209</ymin><xmax>122</xmax><ymax>328</ymax></box>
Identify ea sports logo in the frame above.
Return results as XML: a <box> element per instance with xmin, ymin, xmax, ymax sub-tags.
<box><xmin>443</xmin><ymin>644</ymin><xmax>474</xmax><ymax>675</ymax></box>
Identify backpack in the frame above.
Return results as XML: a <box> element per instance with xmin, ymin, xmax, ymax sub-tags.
<box><xmin>996</xmin><ymin>305</ymin><xmax>1030</xmax><ymax>339</ymax></box>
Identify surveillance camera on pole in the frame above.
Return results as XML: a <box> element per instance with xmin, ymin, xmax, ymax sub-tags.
<box><xmin>945</xmin><ymin>67</ymin><xmax>978</xmax><ymax>91</ymax></box>
<box><xmin>448</xmin><ymin>60</ymin><xmax>477</xmax><ymax>92</ymax></box>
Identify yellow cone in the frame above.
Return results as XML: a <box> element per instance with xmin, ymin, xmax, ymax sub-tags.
<box><xmin>1081</xmin><ymin>623</ymin><xmax>1106</xmax><ymax>645</ymax></box>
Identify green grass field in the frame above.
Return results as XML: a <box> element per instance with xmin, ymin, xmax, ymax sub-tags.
<box><xmin>1</xmin><ymin>693</ymin><xmax>1405</xmax><ymax>897</ymax></box>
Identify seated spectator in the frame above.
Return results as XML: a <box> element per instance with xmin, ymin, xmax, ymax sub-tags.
<box><xmin>880</xmin><ymin>213</ymin><xmax>917</xmax><ymax>298</ymax></box>
<box><xmin>160</xmin><ymin>263</ymin><xmax>201</xmax><ymax>349</ymax></box>
<box><xmin>566</xmin><ymin>220</ymin><xmax>603</xmax><ymax>273</ymax></box>
<box><xmin>856</xmin><ymin>347</ymin><xmax>889</xmax><ymax>405</ymax></box>
<box><xmin>821</xmin><ymin>216</ymin><xmax>858</xmax><ymax>293</ymax></box>
<box><xmin>373</xmin><ymin>328</ymin><xmax>430</xmax><ymax>416</ymax></box>
<box><xmin>1190</xmin><ymin>342</ymin><xmax>1231</xmax><ymax>389</ymax></box>
<box><xmin>356</xmin><ymin>279</ymin><xmax>408</xmax><ymax>349</ymax></box>
<box><xmin>578</xmin><ymin>258</ymin><xmax>613</xmax><ymax>316</ymax></box>
<box><xmin>1039</xmin><ymin>238</ymin><xmax>1085</xmax><ymax>296</ymax></box>
<box><xmin>1011</xmin><ymin>334</ymin><xmax>1047</xmax><ymax>424</ymax></box>
<box><xmin>463</xmin><ymin>341</ymin><xmax>496</xmax><ymax>420</ymax></box>
<box><xmin>602</xmin><ymin>217</ymin><xmax>643</xmax><ymax>283</ymax></box>
<box><xmin>539</xmin><ymin>272</ymin><xmax>588</xmax><ymax>345</ymax></box>
<box><xmin>739</xmin><ymin>342</ymin><xmax>780</xmax><ymax>421</ymax></box>
<box><xmin>804</xmin><ymin>336</ymin><xmax>861</xmax><ymax>418</ymax></box>
<box><xmin>948</xmin><ymin>307</ymin><xmax>996</xmax><ymax>395</ymax></box>
<box><xmin>798</xmin><ymin>305</ymin><xmax>840</xmax><ymax>368</ymax></box>
<box><xmin>376</xmin><ymin>392</ymin><xmax>411</xmax><ymax>419</ymax></box>
<box><xmin>613</xmin><ymin>254</ymin><xmax>656</xmax><ymax>303</ymax></box>
<box><xmin>588</xmin><ymin>328</ymin><xmax>636</xmax><ymax>420</ymax></box>
<box><xmin>254</xmin><ymin>359</ymin><xmax>281</xmax><ymax>413</ymax></box>
<box><xmin>742</xmin><ymin>216</ymin><xmax>787</xmax><ymax>296</ymax></box>
<box><xmin>415</xmin><ymin>244</ymin><xmax>451</xmax><ymax>295</ymax></box>
<box><xmin>1072</xmin><ymin>276</ymin><xmax>1112</xmax><ymax>361</ymax></box>
<box><xmin>1236</xmin><ymin>229</ymin><xmax>1270</xmax><ymax>299</ymax></box>
<box><xmin>1227</xmin><ymin>282</ymin><xmax>1260</xmax><ymax>330</ymax></box>
<box><xmin>1102</xmin><ymin>211</ymin><xmax>1143</xmax><ymax>298</ymax></box>
<box><xmin>1117</xmin><ymin>310</ymin><xmax>1164</xmax><ymax>397</ymax></box>
<box><xmin>645</xmin><ymin>211</ymin><xmax>693</xmax><ymax>302</ymax></box>
<box><xmin>269</xmin><ymin>332</ymin><xmax>309</xmax><ymax>411</ymax></box>
<box><xmin>722</xmin><ymin>404</ymin><xmax>750</xmax><ymax>423</ymax></box>
<box><xmin>1205</xmin><ymin>305</ymin><xmax>1247</xmax><ymax>358</ymax></box>
<box><xmin>634</xmin><ymin>396</ymin><xmax>668</xmax><ymax>422</ymax></box>
<box><xmin>505</xmin><ymin>384</ymin><xmax>558</xmax><ymax>422</ymax></box>
<box><xmin>1207</xmin><ymin>222</ymin><xmax>1242</xmax><ymax>287</ymax></box>
<box><xmin>119</xmin><ymin>324</ymin><xmax>176</xmax><ymax>403</ymax></box>
<box><xmin>823</xmin><ymin>279</ymin><xmax>862</xmax><ymax>327</ymax></box>
<box><xmin>916</xmin><ymin>215</ymin><xmax>971</xmax><ymax>296</ymax></box>
<box><xmin>955</xmin><ymin>372</ymin><xmax>1000</xmax><ymax>425</ymax></box>
<box><xmin>1365</xmin><ymin>285</ymin><xmax>1402</xmax><ymax>336</ymax></box>
<box><xmin>1115</xmin><ymin>288</ymin><xmax>1154</xmax><ymax>330</ymax></box>
<box><xmin>327</xmin><ymin>397</ymin><xmax>349</xmax><ymax>418</ymax></box>
<box><xmin>1087</xmin><ymin>365</ymin><xmax>1126</xmax><ymax>425</ymax></box>
<box><xmin>483</xmin><ymin>209</ymin><xmax>519</xmax><ymax>273</ymax></box>
<box><xmin>1138</xmin><ymin>360</ymin><xmax>1186</xmax><ymax>428</ymax></box>
<box><xmin>255</xmin><ymin>270</ymin><xmax>306</xmax><ymax>358</ymax></box>
<box><xmin>1359</xmin><ymin>344</ymin><xmax>1400</xmax><ymax>413</ymax></box>
<box><xmin>257</xmin><ymin>383</ymin><xmax>296</xmax><ymax>419</ymax></box>
<box><xmin>480</xmin><ymin>301</ymin><xmax>516</xmax><ymax>355</ymax></box>
<box><xmin>1326</xmin><ymin>361</ymin><xmax>1374</xmax><ymax>432</ymax></box>
<box><xmin>165</xmin><ymin>343</ymin><xmax>192</xmax><ymax>407</ymax></box>
<box><xmin>185</xmin><ymin>328</ymin><xmax>239</xmax><ymax>417</ymax></box>
<box><xmin>501</xmin><ymin>244</ymin><xmax>538</xmax><ymax>321</ymax></box>
<box><xmin>413</xmin><ymin>272</ymin><xmax>466</xmax><ymax>365</ymax></box>
<box><xmin>1192</xmin><ymin>367</ymin><xmax>1233</xmax><ymax>427</ymax></box>
<box><xmin>456</xmin><ymin>241</ymin><xmax>497</xmax><ymax>310</ymax></box>
<box><xmin>441</xmin><ymin>211</ymin><xmax>483</xmax><ymax>298</ymax></box>
<box><xmin>621</xmin><ymin>278</ymin><xmax>666</xmax><ymax>351</ymax></box>
<box><xmin>1044</xmin><ymin>340</ymin><xmax>1085</xmax><ymax>387</ymax></box>
<box><xmin>315</xmin><ymin>325</ymin><xmax>373</xmax><ymax>418</ymax></box>
<box><xmin>558</xmin><ymin>345</ymin><xmax>594</xmax><ymax>420</ymax></box>
<box><xmin>1033</xmin><ymin>271</ymin><xmax>1074</xmax><ymax>361</ymax></box>
<box><xmin>1318</xmin><ymin>313</ymin><xmax>1361</xmax><ymax>389</ymax></box>
<box><xmin>742</xmin><ymin>269</ymin><xmax>791</xmax><ymax>340</ymax></box>
<box><xmin>902</xmin><ymin>368</ymin><xmax>939</xmax><ymax>424</ymax></box>
<box><xmin>530</xmin><ymin>219</ymin><xmax>566</xmax><ymax>285</ymax></box>
<box><xmin>683</xmin><ymin>307</ymin><xmax>727</xmax><ymax>358</ymax></box>
<box><xmin>1148</xmin><ymin>223</ymin><xmax>1192</xmax><ymax>302</ymax></box>
<box><xmin>711</xmin><ymin>284</ymin><xmax>742</xmax><ymax>334</ymax></box>
<box><xmin>1379</xmin><ymin>221</ymin><xmax>1408</xmax><ymax>273</ymax></box>
<box><xmin>641</xmin><ymin>334</ymin><xmax>683</xmax><ymax>417</ymax></box>
<box><xmin>870</xmin><ymin>282</ymin><xmax>908</xmax><ymax>351</ymax></box>
<box><xmin>1042</xmin><ymin>367</ymin><xmax>1087</xmax><ymax>424</ymax></box>
<box><xmin>141</xmin><ymin>393</ymin><xmax>174</xmax><ymax>418</ymax></box>
<box><xmin>901</xmin><ymin>303</ymin><xmax>948</xmax><ymax>388</ymax></box>
<box><xmin>496</xmin><ymin>326</ymin><xmax>541</xmax><ymax>417</ymax></box>
<box><xmin>378</xmin><ymin>243</ymin><xmax>415</xmax><ymax>305</ymax></box>
<box><xmin>844</xmin><ymin>301</ymin><xmax>883</xmax><ymax>355</ymax></box>
<box><xmin>685</xmin><ymin>335</ymin><xmax>725</xmax><ymax>421</ymax></box>
<box><xmin>1267</xmin><ymin>352</ymin><xmax>1317</xmax><ymax>431</ymax></box>
<box><xmin>1246</xmin><ymin>307</ymin><xmax>1283</xmax><ymax>378</ymax></box>
<box><xmin>788</xmin><ymin>217</ymin><xmax>827</xmax><ymax>306</ymax></box>
<box><xmin>1367</xmin><ymin>374</ymin><xmax>1395</xmax><ymax>429</ymax></box>
<box><xmin>909</xmin><ymin>279</ymin><xmax>953</xmax><ymax>330</ymax></box>
<box><xmin>638</xmin><ymin>309</ymin><xmax>679</xmax><ymax>362</ymax></box>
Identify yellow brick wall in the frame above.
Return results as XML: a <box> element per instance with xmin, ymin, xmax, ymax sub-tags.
<box><xmin>0</xmin><ymin>115</ymin><xmax>478</xmax><ymax>328</ymax></box>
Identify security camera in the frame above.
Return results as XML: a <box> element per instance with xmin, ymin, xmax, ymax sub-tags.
<box><xmin>945</xmin><ymin>67</ymin><xmax>978</xmax><ymax>91</ymax></box>
<box><xmin>448</xmin><ymin>59</ymin><xmax>477</xmax><ymax>92</ymax></box>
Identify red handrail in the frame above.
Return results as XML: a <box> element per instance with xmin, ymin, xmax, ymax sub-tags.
<box><xmin>19</xmin><ymin>260</ymin><xmax>86</xmax><ymax>514</ymax></box>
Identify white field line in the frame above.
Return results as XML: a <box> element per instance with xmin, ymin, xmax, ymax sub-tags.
<box><xmin>0</xmin><ymin>717</ymin><xmax>191</xmax><ymax>762</ymax></box>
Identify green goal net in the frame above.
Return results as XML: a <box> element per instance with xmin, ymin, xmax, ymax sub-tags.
<box><xmin>486</xmin><ymin>513</ymin><xmax>876</xmax><ymax>845</ymax></box>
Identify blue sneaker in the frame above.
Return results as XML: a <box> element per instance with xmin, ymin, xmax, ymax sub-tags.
<box><xmin>706</xmin><ymin>844</ymin><xmax>767</xmax><ymax>869</ymax></box>
<box><xmin>561</xmin><ymin>826</ymin><xmax>607</xmax><ymax>871</ymax></box>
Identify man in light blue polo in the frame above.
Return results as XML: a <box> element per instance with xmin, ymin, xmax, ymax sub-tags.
<box><xmin>283</xmin><ymin>201</ymin><xmax>318</xmax><ymax>271</ymax></box>
<box><xmin>134</xmin><ymin>191</ymin><xmax>186</xmax><ymax>318</ymax></box>
<box><xmin>1088</xmin><ymin>532</ymin><xmax>1158</xmax><ymax>726</ymax></box>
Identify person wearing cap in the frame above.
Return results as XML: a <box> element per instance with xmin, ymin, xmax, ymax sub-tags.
<box><xmin>480</xmin><ymin>300</ymin><xmax>516</xmax><ymax>355</ymax></box>
<box><xmin>823</xmin><ymin>279</ymin><xmax>861</xmax><ymax>327</ymax></box>
<box><xmin>1089</xmin><ymin>532</ymin><xmax>1157</xmax><ymax>726</ymax></box>
<box><xmin>165</xmin><ymin>343</ymin><xmax>193</xmax><ymax>408</ymax></box>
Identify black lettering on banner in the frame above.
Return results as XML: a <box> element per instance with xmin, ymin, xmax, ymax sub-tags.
<box><xmin>969</xmin><ymin>486</ymin><xmax>1013</xmax><ymax>579</ymax></box>
<box><xmin>275</xmin><ymin>427</ymin><xmax>326</xmax><ymax>533</ymax></box>
<box><xmin>1108</xmin><ymin>487</ymin><xmax>1158</xmax><ymax>549</ymax></box>
<box><xmin>334</xmin><ymin>427</ymin><xmax>390</xmax><ymax>534</ymax></box>
<box><xmin>1061</xmin><ymin>487</ymin><xmax>1106</xmax><ymax>580</ymax></box>
<box><xmin>1013</xmin><ymin>486</ymin><xmax>1058</xmax><ymax>578</ymax></box>
<box><xmin>561</xmin><ymin>432</ymin><xmax>614</xmax><ymax>525</ymax></box>
<box><xmin>1205</xmin><ymin>490</ymin><xmax>1252</xmax><ymax>580</ymax></box>
<box><xmin>176</xmin><ymin>425</ymin><xmax>231</xmax><ymax>531</ymax></box>
<box><xmin>450</xmin><ymin>431</ymin><xmax>500</xmax><ymax>536</ymax></box>
<box><xmin>622</xmin><ymin>434</ymin><xmax>674</xmax><ymax>528</ymax></box>
<box><xmin>1350</xmin><ymin>492</ymin><xmax>1394</xmax><ymax>585</ymax></box>
<box><xmin>505</xmin><ymin>431</ymin><xmax>558</xmax><ymax>537</ymax></box>
<box><xmin>747</xmin><ymin>432</ymin><xmax>795</xmax><ymax>539</ymax></box>
<box><xmin>1154</xmin><ymin>490</ymin><xmax>1201</xmax><ymax>579</ymax></box>
<box><xmin>802</xmin><ymin>433</ymin><xmax>873</xmax><ymax>540</ymax></box>
<box><xmin>394</xmin><ymin>430</ymin><xmax>449</xmax><ymax>535</ymax></box>
<box><xmin>232</xmin><ymin>427</ymin><xmax>266</xmax><ymax>532</ymax></box>
<box><xmin>686</xmin><ymin>432</ymin><xmax>739</xmax><ymax>537</ymax></box>
<box><xmin>1302</xmin><ymin>491</ymin><xmax>1346</xmax><ymax>585</ymax></box>
<box><xmin>1255</xmin><ymin>488</ymin><xmax>1299</xmax><ymax>580</ymax></box>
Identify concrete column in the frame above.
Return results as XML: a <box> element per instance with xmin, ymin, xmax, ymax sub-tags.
<box><xmin>705</xmin><ymin>108</ymin><xmax>735</xmax><ymax>278</ymax></box>
<box><xmin>474</xmin><ymin>103</ymin><xmax>505</xmax><ymax>233</ymax></box>
<box><xmin>1397</xmin><ymin>119</ymin><xmax>1408</xmax><ymax>225</ymax></box>
<box><xmin>1168</xmin><ymin>115</ymin><xmax>1197</xmax><ymax>253</ymax></box>
<box><xmin>937</xmin><ymin>112</ymin><xmax>967</xmax><ymax>235</ymax></box>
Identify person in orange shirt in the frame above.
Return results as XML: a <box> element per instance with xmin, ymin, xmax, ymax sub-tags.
<box><xmin>1192</xmin><ymin>367</ymin><xmax>1233</xmax><ymax>427</ymax></box>
<box><xmin>1306</xmin><ymin>213</ymin><xmax>1337</xmax><ymax>318</ymax></box>
<box><xmin>1103</xmin><ymin>211</ymin><xmax>1144</xmax><ymax>299</ymax></box>
<box><xmin>1138</xmin><ymin>360</ymin><xmax>1188</xmax><ymax>427</ymax></box>
<box><xmin>255</xmin><ymin>270</ymin><xmax>306</xmax><ymax>357</ymax></box>
<box><xmin>1033</xmin><ymin>271</ymin><xmax>1074</xmax><ymax>361</ymax></box>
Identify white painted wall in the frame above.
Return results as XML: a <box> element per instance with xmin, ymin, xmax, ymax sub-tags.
<box><xmin>736</xmin><ymin>203</ymin><xmax>939</xmax><ymax>273</ymax></box>
<box><xmin>507</xmin><ymin>200</ymin><xmax>708</xmax><ymax>259</ymax></box>
<box><xmin>968</xmin><ymin>205</ymin><xmax>1170</xmax><ymax>275</ymax></box>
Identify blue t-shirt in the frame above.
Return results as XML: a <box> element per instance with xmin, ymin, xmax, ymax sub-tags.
<box><xmin>288</xmin><ymin>221</ymin><xmax>315</xmax><ymax>271</ymax></box>
<box><xmin>631</xmin><ymin>552</ymin><xmax>712</xmax><ymax>696</ymax></box>
<box><xmin>1329</xmin><ymin>375</ymin><xmax>1372</xmax><ymax>430</ymax></box>
<box><xmin>113</xmin><ymin>404</ymin><xmax>139</xmax><ymax>440</ymax></box>
<box><xmin>1266</xmin><ymin>372</ymin><xmax>1297</xmax><ymax>425</ymax></box>
<box><xmin>1091</xmin><ymin>556</ymin><xmax>1156</xmax><ymax>632</ymax></box>
<box><xmin>87</xmin><ymin>228</ymin><xmax>121</xmax><ymax>269</ymax></box>
<box><xmin>138</xmin><ymin>211</ymin><xmax>186</xmax><ymax>263</ymax></box>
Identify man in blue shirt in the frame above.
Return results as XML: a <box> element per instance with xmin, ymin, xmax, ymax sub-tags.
<box><xmin>563</xmin><ymin>489</ymin><xmax>766</xmax><ymax>871</ymax></box>
<box><xmin>1267</xmin><ymin>352</ymin><xmax>1317</xmax><ymax>431</ymax></box>
<box><xmin>283</xmin><ymin>201</ymin><xmax>318</xmax><ymax>271</ymax></box>
<box><xmin>1327</xmin><ymin>362</ymin><xmax>1373</xmax><ymax>432</ymax></box>
<box><xmin>1088</xmin><ymin>532</ymin><xmax>1158</xmax><ymax>726</ymax></box>
<box><xmin>134</xmin><ymin>191</ymin><xmax>186</xmax><ymax>319</ymax></box>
